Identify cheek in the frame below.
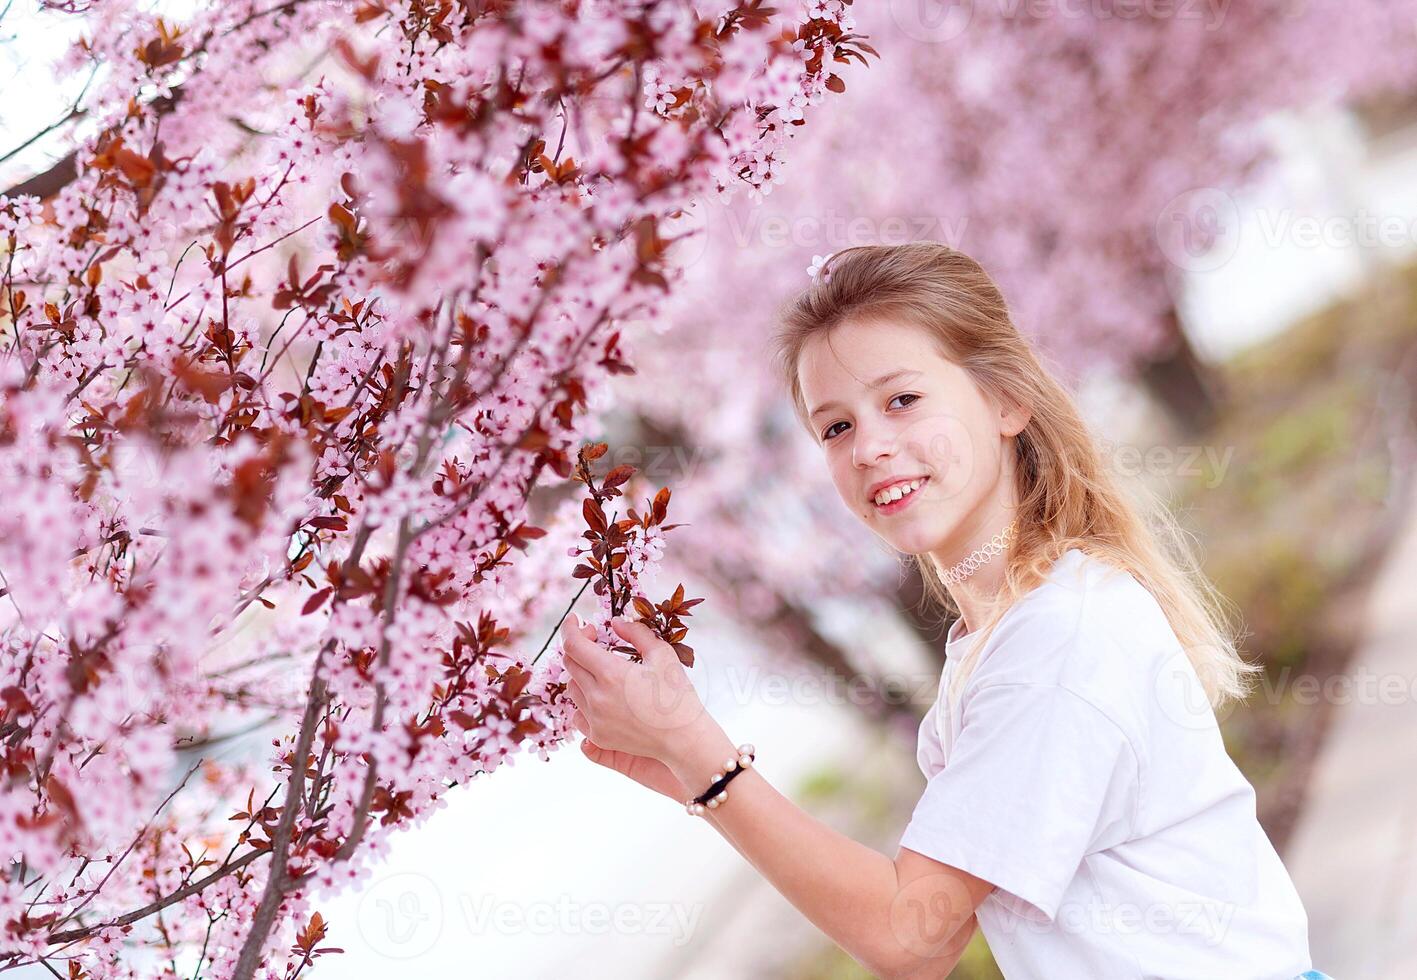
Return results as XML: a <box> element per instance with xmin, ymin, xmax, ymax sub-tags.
<box><xmin>900</xmin><ymin>412</ymin><xmax>981</xmax><ymax>504</ymax></box>
<box><xmin>826</xmin><ymin>453</ymin><xmax>862</xmax><ymax>511</ymax></box>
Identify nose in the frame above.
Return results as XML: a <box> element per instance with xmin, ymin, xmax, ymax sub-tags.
<box><xmin>852</xmin><ymin>417</ymin><xmax>896</xmax><ymax>469</ymax></box>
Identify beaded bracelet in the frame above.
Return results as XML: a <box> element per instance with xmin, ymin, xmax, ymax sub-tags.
<box><xmin>683</xmin><ymin>743</ymin><xmax>755</xmax><ymax>816</ymax></box>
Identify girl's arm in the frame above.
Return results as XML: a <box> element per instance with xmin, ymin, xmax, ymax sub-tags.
<box><xmin>560</xmin><ymin>616</ymin><xmax>994</xmax><ymax>979</ymax></box>
<box><xmin>662</xmin><ymin>711</ymin><xmax>991</xmax><ymax>979</ymax></box>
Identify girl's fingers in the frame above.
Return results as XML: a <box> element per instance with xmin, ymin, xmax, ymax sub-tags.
<box><xmin>561</xmin><ymin>648</ymin><xmax>597</xmax><ymax>683</ymax></box>
<box><xmin>559</xmin><ymin>618</ymin><xmax>603</xmax><ymax>681</ymax></box>
<box><xmin>562</xmin><ymin>616</ymin><xmax>630</xmax><ymax>684</ymax></box>
<box><xmin>558</xmin><ymin>614</ymin><xmax>580</xmax><ymax>644</ymax></box>
<box><xmin>571</xmin><ymin>708</ymin><xmax>590</xmax><ymax>736</ymax></box>
<box><xmin>610</xmin><ymin>618</ymin><xmax>671</xmax><ymax>661</ymax></box>
<box><xmin>566</xmin><ymin>678</ymin><xmax>588</xmax><ymax>711</ymax></box>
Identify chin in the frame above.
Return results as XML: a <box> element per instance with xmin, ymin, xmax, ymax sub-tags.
<box><xmin>882</xmin><ymin>528</ymin><xmax>948</xmax><ymax>557</ymax></box>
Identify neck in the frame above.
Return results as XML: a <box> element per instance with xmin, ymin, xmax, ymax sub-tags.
<box><xmin>932</xmin><ymin>503</ymin><xmax>1018</xmax><ymax>635</ymax></box>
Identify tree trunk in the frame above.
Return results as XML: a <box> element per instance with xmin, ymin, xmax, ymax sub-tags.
<box><xmin>759</xmin><ymin>593</ymin><xmax>926</xmax><ymax>732</ymax></box>
<box><xmin>894</xmin><ymin>562</ymin><xmax>952</xmax><ymax>669</ymax></box>
<box><xmin>1138</xmin><ymin>306</ymin><xmax>1223</xmax><ymax>434</ymax></box>
<box><xmin>4</xmin><ymin>151</ymin><xmax>77</xmax><ymax>200</ymax></box>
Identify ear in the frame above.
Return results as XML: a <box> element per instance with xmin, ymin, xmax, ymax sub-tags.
<box><xmin>997</xmin><ymin>393</ymin><xmax>1031</xmax><ymax>438</ymax></box>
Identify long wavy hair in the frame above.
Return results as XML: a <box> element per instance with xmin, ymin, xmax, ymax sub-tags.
<box><xmin>771</xmin><ymin>242</ymin><xmax>1259</xmax><ymax>712</ymax></box>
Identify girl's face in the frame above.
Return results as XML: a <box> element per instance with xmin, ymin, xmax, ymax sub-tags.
<box><xmin>797</xmin><ymin>317</ymin><xmax>1027</xmax><ymax>556</ymax></box>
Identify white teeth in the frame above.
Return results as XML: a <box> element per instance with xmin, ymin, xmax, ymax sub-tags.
<box><xmin>873</xmin><ymin>478</ymin><xmax>924</xmax><ymax>507</ymax></box>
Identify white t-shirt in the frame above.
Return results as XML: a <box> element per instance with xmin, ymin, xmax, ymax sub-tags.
<box><xmin>898</xmin><ymin>548</ymin><xmax>1314</xmax><ymax>980</ymax></box>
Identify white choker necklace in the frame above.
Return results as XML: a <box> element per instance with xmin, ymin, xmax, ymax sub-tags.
<box><xmin>943</xmin><ymin>521</ymin><xmax>1018</xmax><ymax>586</ymax></box>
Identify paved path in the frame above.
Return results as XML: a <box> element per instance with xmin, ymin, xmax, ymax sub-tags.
<box><xmin>1286</xmin><ymin>481</ymin><xmax>1417</xmax><ymax>979</ymax></box>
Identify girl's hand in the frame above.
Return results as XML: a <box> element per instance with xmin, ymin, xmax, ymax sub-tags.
<box><xmin>558</xmin><ymin>614</ymin><xmax>710</xmax><ymax>765</ymax></box>
<box><xmin>578</xmin><ymin>739</ymin><xmax>690</xmax><ymax>802</ymax></box>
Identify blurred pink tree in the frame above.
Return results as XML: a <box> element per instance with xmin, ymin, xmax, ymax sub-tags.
<box><xmin>0</xmin><ymin>0</ymin><xmax>872</xmax><ymax>974</ymax></box>
<box><xmin>673</xmin><ymin>0</ymin><xmax>1417</xmax><ymax>386</ymax></box>
<box><xmin>604</xmin><ymin>1</ymin><xmax>1417</xmax><ymax>705</ymax></box>
<box><xmin>863</xmin><ymin>0</ymin><xmax>1417</xmax><ymax>425</ymax></box>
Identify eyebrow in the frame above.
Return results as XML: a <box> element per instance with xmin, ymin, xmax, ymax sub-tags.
<box><xmin>808</xmin><ymin>369</ymin><xmax>922</xmax><ymax>419</ymax></box>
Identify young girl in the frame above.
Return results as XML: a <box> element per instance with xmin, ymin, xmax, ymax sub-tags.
<box><xmin>558</xmin><ymin>242</ymin><xmax>1329</xmax><ymax>979</ymax></box>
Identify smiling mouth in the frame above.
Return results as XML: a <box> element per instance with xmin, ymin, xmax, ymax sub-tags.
<box><xmin>870</xmin><ymin>476</ymin><xmax>928</xmax><ymax>513</ymax></box>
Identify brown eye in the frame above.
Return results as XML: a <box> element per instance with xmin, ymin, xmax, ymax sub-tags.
<box><xmin>889</xmin><ymin>393</ymin><xmax>919</xmax><ymax>410</ymax></box>
<box><xmin>822</xmin><ymin>421</ymin><xmax>849</xmax><ymax>441</ymax></box>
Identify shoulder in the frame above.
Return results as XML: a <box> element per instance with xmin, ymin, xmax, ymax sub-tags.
<box><xmin>969</xmin><ymin>550</ymin><xmax>1178</xmax><ymax>733</ymax></box>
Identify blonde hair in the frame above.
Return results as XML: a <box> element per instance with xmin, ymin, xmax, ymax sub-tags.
<box><xmin>772</xmin><ymin>242</ymin><xmax>1259</xmax><ymax>712</ymax></box>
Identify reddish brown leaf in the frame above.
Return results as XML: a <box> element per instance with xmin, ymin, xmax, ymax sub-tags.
<box><xmin>582</xmin><ymin>498</ymin><xmax>607</xmax><ymax>533</ymax></box>
<box><xmin>603</xmin><ymin>464</ymin><xmax>635</xmax><ymax>488</ymax></box>
<box><xmin>301</xmin><ymin>588</ymin><xmax>332</xmax><ymax>616</ymax></box>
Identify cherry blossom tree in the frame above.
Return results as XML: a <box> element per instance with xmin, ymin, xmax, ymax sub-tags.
<box><xmin>0</xmin><ymin>0</ymin><xmax>873</xmax><ymax>975</ymax></box>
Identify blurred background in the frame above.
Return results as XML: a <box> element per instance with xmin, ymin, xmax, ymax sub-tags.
<box><xmin>6</xmin><ymin>0</ymin><xmax>1417</xmax><ymax>976</ymax></box>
